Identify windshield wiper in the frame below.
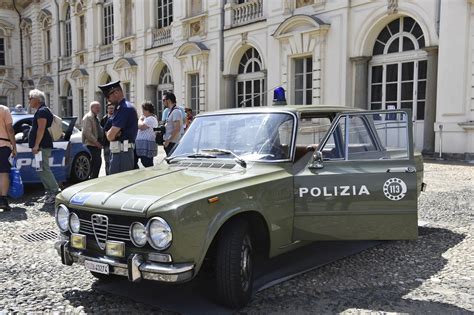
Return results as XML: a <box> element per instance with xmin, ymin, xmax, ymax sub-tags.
<box><xmin>201</xmin><ymin>148</ymin><xmax>247</xmax><ymax>168</ymax></box>
<box><xmin>165</xmin><ymin>153</ymin><xmax>216</xmax><ymax>164</ymax></box>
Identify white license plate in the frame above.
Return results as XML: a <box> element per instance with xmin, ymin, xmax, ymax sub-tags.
<box><xmin>84</xmin><ymin>260</ymin><xmax>109</xmax><ymax>275</ymax></box>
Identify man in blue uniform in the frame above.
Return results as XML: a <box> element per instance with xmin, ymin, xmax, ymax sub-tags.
<box><xmin>98</xmin><ymin>81</ymin><xmax>138</xmax><ymax>175</ymax></box>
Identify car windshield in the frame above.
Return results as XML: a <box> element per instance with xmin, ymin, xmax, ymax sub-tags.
<box><xmin>172</xmin><ymin>112</ymin><xmax>295</xmax><ymax>161</ymax></box>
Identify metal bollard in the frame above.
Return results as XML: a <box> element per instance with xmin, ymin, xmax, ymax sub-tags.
<box><xmin>438</xmin><ymin>124</ymin><xmax>443</xmax><ymax>159</ymax></box>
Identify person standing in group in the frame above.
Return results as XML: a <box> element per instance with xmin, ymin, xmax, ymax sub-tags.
<box><xmin>162</xmin><ymin>92</ymin><xmax>183</xmax><ymax>156</ymax></box>
<box><xmin>162</xmin><ymin>102</ymin><xmax>185</xmax><ymax>122</ymax></box>
<box><xmin>99</xmin><ymin>81</ymin><xmax>138</xmax><ymax>174</ymax></box>
<box><xmin>82</xmin><ymin>101</ymin><xmax>104</xmax><ymax>179</ymax></box>
<box><xmin>135</xmin><ymin>101</ymin><xmax>158</xmax><ymax>167</ymax></box>
<box><xmin>100</xmin><ymin>102</ymin><xmax>114</xmax><ymax>175</ymax></box>
<box><xmin>0</xmin><ymin>104</ymin><xmax>17</xmax><ymax>211</ymax></box>
<box><xmin>28</xmin><ymin>89</ymin><xmax>59</xmax><ymax>204</ymax></box>
<box><xmin>184</xmin><ymin>107</ymin><xmax>194</xmax><ymax>131</ymax></box>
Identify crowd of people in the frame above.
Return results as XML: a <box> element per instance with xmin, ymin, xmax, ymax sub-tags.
<box><xmin>0</xmin><ymin>81</ymin><xmax>194</xmax><ymax>210</ymax></box>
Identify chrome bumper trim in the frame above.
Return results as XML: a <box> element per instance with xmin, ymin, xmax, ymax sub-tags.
<box><xmin>55</xmin><ymin>240</ymin><xmax>194</xmax><ymax>283</ymax></box>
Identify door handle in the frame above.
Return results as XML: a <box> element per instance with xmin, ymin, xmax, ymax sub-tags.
<box><xmin>387</xmin><ymin>167</ymin><xmax>416</xmax><ymax>173</ymax></box>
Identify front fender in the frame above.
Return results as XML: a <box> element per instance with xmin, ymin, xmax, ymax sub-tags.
<box><xmin>163</xmin><ymin>190</ymin><xmax>267</xmax><ymax>276</ymax></box>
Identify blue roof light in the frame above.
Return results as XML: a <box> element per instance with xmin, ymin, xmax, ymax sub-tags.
<box><xmin>273</xmin><ymin>87</ymin><xmax>287</xmax><ymax>106</ymax></box>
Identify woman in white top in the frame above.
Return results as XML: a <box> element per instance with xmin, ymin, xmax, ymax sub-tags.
<box><xmin>135</xmin><ymin>101</ymin><xmax>158</xmax><ymax>167</ymax></box>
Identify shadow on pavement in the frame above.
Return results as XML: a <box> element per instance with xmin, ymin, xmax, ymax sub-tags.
<box><xmin>246</xmin><ymin>226</ymin><xmax>468</xmax><ymax>313</ymax></box>
<box><xmin>60</xmin><ymin>226</ymin><xmax>466</xmax><ymax>314</ymax></box>
<box><xmin>0</xmin><ymin>206</ymin><xmax>27</xmax><ymax>222</ymax></box>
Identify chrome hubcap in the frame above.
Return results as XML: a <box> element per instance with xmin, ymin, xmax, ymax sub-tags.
<box><xmin>75</xmin><ymin>155</ymin><xmax>90</xmax><ymax>180</ymax></box>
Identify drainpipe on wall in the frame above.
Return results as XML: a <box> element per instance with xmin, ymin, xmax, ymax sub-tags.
<box><xmin>220</xmin><ymin>0</ymin><xmax>225</xmax><ymax>73</ymax></box>
<box><xmin>12</xmin><ymin>0</ymin><xmax>25</xmax><ymax>106</ymax></box>
<box><xmin>54</xmin><ymin>0</ymin><xmax>61</xmax><ymax>113</ymax></box>
<box><xmin>436</xmin><ymin>0</ymin><xmax>441</xmax><ymax>36</ymax></box>
<box><xmin>219</xmin><ymin>0</ymin><xmax>225</xmax><ymax>108</ymax></box>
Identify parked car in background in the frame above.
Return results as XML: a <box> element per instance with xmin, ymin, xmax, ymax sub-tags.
<box><xmin>12</xmin><ymin>109</ymin><xmax>91</xmax><ymax>183</ymax></box>
<box><xmin>54</xmin><ymin>105</ymin><xmax>424</xmax><ymax>308</ymax></box>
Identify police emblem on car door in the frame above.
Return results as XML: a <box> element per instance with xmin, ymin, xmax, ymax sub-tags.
<box><xmin>293</xmin><ymin>110</ymin><xmax>418</xmax><ymax>241</ymax></box>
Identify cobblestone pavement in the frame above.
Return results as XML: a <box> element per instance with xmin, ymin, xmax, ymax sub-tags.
<box><xmin>0</xmin><ymin>161</ymin><xmax>472</xmax><ymax>313</ymax></box>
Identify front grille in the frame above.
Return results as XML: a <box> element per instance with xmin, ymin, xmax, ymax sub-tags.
<box><xmin>91</xmin><ymin>214</ymin><xmax>108</xmax><ymax>250</ymax></box>
<box><xmin>79</xmin><ymin>217</ymin><xmax>131</xmax><ymax>249</ymax></box>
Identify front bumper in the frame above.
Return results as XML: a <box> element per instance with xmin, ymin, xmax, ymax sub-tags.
<box><xmin>55</xmin><ymin>240</ymin><xmax>194</xmax><ymax>283</ymax></box>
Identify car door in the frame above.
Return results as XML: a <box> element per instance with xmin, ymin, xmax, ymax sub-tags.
<box><xmin>293</xmin><ymin>110</ymin><xmax>418</xmax><ymax>241</ymax></box>
<box><xmin>13</xmin><ymin>117</ymin><xmax>72</xmax><ymax>184</ymax></box>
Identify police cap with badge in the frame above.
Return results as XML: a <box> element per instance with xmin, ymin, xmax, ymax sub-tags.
<box><xmin>98</xmin><ymin>80</ymin><xmax>122</xmax><ymax>98</ymax></box>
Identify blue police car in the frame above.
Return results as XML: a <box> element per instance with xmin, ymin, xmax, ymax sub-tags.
<box><xmin>12</xmin><ymin>109</ymin><xmax>91</xmax><ymax>183</ymax></box>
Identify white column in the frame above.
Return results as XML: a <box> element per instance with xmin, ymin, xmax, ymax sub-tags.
<box><xmin>97</xmin><ymin>3</ymin><xmax>104</xmax><ymax>46</ymax></box>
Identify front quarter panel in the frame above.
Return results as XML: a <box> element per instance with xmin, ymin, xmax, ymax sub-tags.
<box><xmin>157</xmin><ymin>165</ymin><xmax>295</xmax><ymax>273</ymax></box>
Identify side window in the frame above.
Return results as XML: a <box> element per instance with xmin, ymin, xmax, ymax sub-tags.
<box><xmin>320</xmin><ymin>112</ymin><xmax>409</xmax><ymax>160</ymax></box>
<box><xmin>295</xmin><ymin>117</ymin><xmax>332</xmax><ymax>161</ymax></box>
<box><xmin>373</xmin><ymin>112</ymin><xmax>409</xmax><ymax>159</ymax></box>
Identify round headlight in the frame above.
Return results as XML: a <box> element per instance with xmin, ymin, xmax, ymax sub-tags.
<box><xmin>55</xmin><ymin>204</ymin><xmax>70</xmax><ymax>232</ymax></box>
<box><xmin>69</xmin><ymin>213</ymin><xmax>80</xmax><ymax>233</ymax></box>
<box><xmin>147</xmin><ymin>217</ymin><xmax>172</xmax><ymax>250</ymax></box>
<box><xmin>130</xmin><ymin>222</ymin><xmax>147</xmax><ymax>247</ymax></box>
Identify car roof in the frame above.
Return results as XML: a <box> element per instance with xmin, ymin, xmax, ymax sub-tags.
<box><xmin>11</xmin><ymin>111</ymin><xmax>34</xmax><ymax>123</ymax></box>
<box><xmin>197</xmin><ymin>105</ymin><xmax>357</xmax><ymax>117</ymax></box>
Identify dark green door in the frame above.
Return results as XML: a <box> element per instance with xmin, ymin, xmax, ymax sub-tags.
<box><xmin>293</xmin><ymin>111</ymin><xmax>419</xmax><ymax>241</ymax></box>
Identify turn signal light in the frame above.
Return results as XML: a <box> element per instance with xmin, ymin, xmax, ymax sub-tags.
<box><xmin>106</xmin><ymin>241</ymin><xmax>125</xmax><ymax>257</ymax></box>
<box><xmin>71</xmin><ymin>234</ymin><xmax>86</xmax><ymax>249</ymax></box>
<box><xmin>208</xmin><ymin>196</ymin><xmax>219</xmax><ymax>204</ymax></box>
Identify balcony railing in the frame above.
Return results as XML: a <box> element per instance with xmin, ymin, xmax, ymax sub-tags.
<box><xmin>152</xmin><ymin>26</ymin><xmax>172</xmax><ymax>47</ymax></box>
<box><xmin>232</xmin><ymin>0</ymin><xmax>263</xmax><ymax>27</ymax></box>
<box><xmin>99</xmin><ymin>44</ymin><xmax>113</xmax><ymax>61</ymax></box>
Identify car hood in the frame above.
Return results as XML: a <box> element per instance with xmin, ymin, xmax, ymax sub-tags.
<box><xmin>60</xmin><ymin>163</ymin><xmax>247</xmax><ymax>214</ymax></box>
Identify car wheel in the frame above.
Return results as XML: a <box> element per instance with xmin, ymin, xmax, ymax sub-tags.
<box><xmin>71</xmin><ymin>153</ymin><xmax>91</xmax><ymax>182</ymax></box>
<box><xmin>216</xmin><ymin>219</ymin><xmax>254</xmax><ymax>309</ymax></box>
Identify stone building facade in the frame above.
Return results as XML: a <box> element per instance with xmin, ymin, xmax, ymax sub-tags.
<box><xmin>0</xmin><ymin>0</ymin><xmax>472</xmax><ymax>159</ymax></box>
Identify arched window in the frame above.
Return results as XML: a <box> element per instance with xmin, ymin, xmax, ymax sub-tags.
<box><xmin>236</xmin><ymin>47</ymin><xmax>265</xmax><ymax>107</ymax></box>
<box><xmin>373</xmin><ymin>16</ymin><xmax>425</xmax><ymax>55</ymax></box>
<box><xmin>369</xmin><ymin>17</ymin><xmax>427</xmax><ymax>121</ymax></box>
<box><xmin>369</xmin><ymin>16</ymin><xmax>428</xmax><ymax>151</ymax></box>
<box><xmin>156</xmin><ymin>65</ymin><xmax>173</xmax><ymax>121</ymax></box>
<box><xmin>65</xmin><ymin>6</ymin><xmax>72</xmax><ymax>57</ymax></box>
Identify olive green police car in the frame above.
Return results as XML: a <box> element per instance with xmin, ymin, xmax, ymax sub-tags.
<box><xmin>54</xmin><ymin>105</ymin><xmax>424</xmax><ymax>308</ymax></box>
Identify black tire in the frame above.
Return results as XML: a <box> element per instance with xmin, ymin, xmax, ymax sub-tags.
<box><xmin>71</xmin><ymin>152</ymin><xmax>91</xmax><ymax>182</ymax></box>
<box><xmin>216</xmin><ymin>219</ymin><xmax>254</xmax><ymax>309</ymax></box>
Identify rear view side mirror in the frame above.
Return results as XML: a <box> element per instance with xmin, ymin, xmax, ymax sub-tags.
<box><xmin>309</xmin><ymin>151</ymin><xmax>324</xmax><ymax>169</ymax></box>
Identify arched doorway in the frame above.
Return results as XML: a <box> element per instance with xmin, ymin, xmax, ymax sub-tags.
<box><xmin>156</xmin><ymin>65</ymin><xmax>173</xmax><ymax>121</ymax></box>
<box><xmin>369</xmin><ymin>16</ymin><xmax>427</xmax><ymax>150</ymax></box>
<box><xmin>236</xmin><ymin>47</ymin><xmax>265</xmax><ymax>107</ymax></box>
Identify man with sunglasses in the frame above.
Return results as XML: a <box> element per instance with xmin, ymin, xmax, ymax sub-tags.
<box><xmin>162</xmin><ymin>92</ymin><xmax>183</xmax><ymax>156</ymax></box>
<box><xmin>98</xmin><ymin>81</ymin><xmax>138</xmax><ymax>174</ymax></box>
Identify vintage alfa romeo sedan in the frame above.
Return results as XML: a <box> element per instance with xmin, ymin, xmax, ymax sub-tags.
<box><xmin>54</xmin><ymin>105</ymin><xmax>424</xmax><ymax>308</ymax></box>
